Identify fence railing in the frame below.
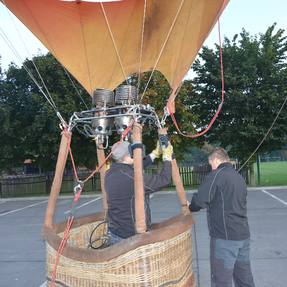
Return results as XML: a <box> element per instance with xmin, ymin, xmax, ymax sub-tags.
<box><xmin>0</xmin><ymin>171</ymin><xmax>101</xmax><ymax>198</ymax></box>
<box><xmin>0</xmin><ymin>164</ymin><xmax>248</xmax><ymax>198</ymax></box>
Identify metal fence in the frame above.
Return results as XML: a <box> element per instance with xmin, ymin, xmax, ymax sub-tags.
<box><xmin>0</xmin><ymin>164</ymin><xmax>248</xmax><ymax>198</ymax></box>
<box><xmin>0</xmin><ymin>171</ymin><xmax>101</xmax><ymax>198</ymax></box>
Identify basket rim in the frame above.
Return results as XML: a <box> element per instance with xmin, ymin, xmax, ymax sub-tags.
<box><xmin>43</xmin><ymin>213</ymin><xmax>194</xmax><ymax>263</ymax></box>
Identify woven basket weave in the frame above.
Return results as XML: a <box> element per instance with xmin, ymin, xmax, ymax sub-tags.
<box><xmin>45</xmin><ymin>213</ymin><xmax>195</xmax><ymax>287</ymax></box>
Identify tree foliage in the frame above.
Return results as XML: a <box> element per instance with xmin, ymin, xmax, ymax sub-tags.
<box><xmin>0</xmin><ymin>54</ymin><xmax>94</xmax><ymax>172</ymax></box>
<box><xmin>1</xmin><ymin>24</ymin><xmax>287</xmax><ymax>173</ymax></box>
<box><xmin>0</xmin><ymin>55</ymin><xmax>197</xmax><ymax>173</ymax></box>
<box><xmin>190</xmin><ymin>24</ymin><xmax>287</xmax><ymax>163</ymax></box>
<box><xmin>137</xmin><ymin>72</ymin><xmax>199</xmax><ymax>158</ymax></box>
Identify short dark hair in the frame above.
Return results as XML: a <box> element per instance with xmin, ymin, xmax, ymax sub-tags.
<box><xmin>208</xmin><ymin>147</ymin><xmax>230</xmax><ymax>162</ymax></box>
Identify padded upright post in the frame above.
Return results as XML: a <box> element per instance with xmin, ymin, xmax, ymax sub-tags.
<box><xmin>44</xmin><ymin>131</ymin><xmax>71</xmax><ymax>228</ymax></box>
<box><xmin>158</xmin><ymin>128</ymin><xmax>189</xmax><ymax>215</ymax></box>
<box><xmin>132</xmin><ymin>123</ymin><xmax>146</xmax><ymax>234</ymax></box>
<box><xmin>172</xmin><ymin>159</ymin><xmax>189</xmax><ymax>215</ymax></box>
<box><xmin>96</xmin><ymin>146</ymin><xmax>108</xmax><ymax>213</ymax></box>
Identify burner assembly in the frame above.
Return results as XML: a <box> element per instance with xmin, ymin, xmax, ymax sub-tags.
<box><xmin>69</xmin><ymin>85</ymin><xmax>162</xmax><ymax>148</ymax></box>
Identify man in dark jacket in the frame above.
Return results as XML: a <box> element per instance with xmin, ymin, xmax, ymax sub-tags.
<box><xmin>189</xmin><ymin>147</ymin><xmax>255</xmax><ymax>287</ymax></box>
<box><xmin>105</xmin><ymin>140</ymin><xmax>173</xmax><ymax>245</ymax></box>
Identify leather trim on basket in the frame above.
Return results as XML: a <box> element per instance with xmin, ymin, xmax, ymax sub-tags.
<box><xmin>183</xmin><ymin>273</ymin><xmax>196</xmax><ymax>287</ymax></box>
<box><xmin>46</xmin><ymin>277</ymin><xmax>71</xmax><ymax>287</ymax></box>
<box><xmin>43</xmin><ymin>212</ymin><xmax>194</xmax><ymax>263</ymax></box>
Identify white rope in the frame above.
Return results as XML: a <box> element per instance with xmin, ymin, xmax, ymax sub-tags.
<box><xmin>239</xmin><ymin>94</ymin><xmax>287</xmax><ymax>171</ymax></box>
<box><xmin>62</xmin><ymin>66</ymin><xmax>89</xmax><ymax>109</ymax></box>
<box><xmin>76</xmin><ymin>5</ymin><xmax>94</xmax><ymax>95</ymax></box>
<box><xmin>0</xmin><ymin>28</ymin><xmax>60</xmax><ymax>113</ymax></box>
<box><xmin>1</xmin><ymin>1</ymin><xmax>58</xmax><ymax>109</ymax></box>
<box><xmin>0</xmin><ymin>1</ymin><xmax>98</xmax><ymax>126</ymax></box>
<box><xmin>4</xmin><ymin>0</ymin><xmax>89</xmax><ymax>109</ymax></box>
<box><xmin>139</xmin><ymin>0</ymin><xmax>186</xmax><ymax>103</ymax></box>
<box><xmin>137</xmin><ymin>0</ymin><xmax>147</xmax><ymax>95</ymax></box>
<box><xmin>100</xmin><ymin>2</ymin><xmax>128</xmax><ymax>84</ymax></box>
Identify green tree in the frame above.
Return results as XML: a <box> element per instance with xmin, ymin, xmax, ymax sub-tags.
<box><xmin>190</xmin><ymin>24</ymin><xmax>287</xmax><ymax>164</ymax></box>
<box><xmin>0</xmin><ymin>63</ymin><xmax>13</xmax><ymax>172</ymax></box>
<box><xmin>0</xmin><ymin>54</ymin><xmax>198</xmax><ymax>173</ymax></box>
<box><xmin>137</xmin><ymin>72</ymin><xmax>200</xmax><ymax>159</ymax></box>
<box><xmin>1</xmin><ymin>54</ymin><xmax>94</xmax><ymax>172</ymax></box>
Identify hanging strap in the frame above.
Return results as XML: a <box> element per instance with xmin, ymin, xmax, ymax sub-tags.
<box><xmin>167</xmin><ymin>18</ymin><xmax>225</xmax><ymax>139</ymax></box>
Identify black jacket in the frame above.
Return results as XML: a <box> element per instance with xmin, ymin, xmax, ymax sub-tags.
<box><xmin>189</xmin><ymin>162</ymin><xmax>250</xmax><ymax>240</ymax></box>
<box><xmin>105</xmin><ymin>156</ymin><xmax>172</xmax><ymax>238</ymax></box>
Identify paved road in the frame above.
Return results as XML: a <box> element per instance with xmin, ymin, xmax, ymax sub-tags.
<box><xmin>0</xmin><ymin>188</ymin><xmax>286</xmax><ymax>287</ymax></box>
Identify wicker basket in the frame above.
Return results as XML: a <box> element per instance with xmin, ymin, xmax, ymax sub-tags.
<box><xmin>44</xmin><ymin>213</ymin><xmax>195</xmax><ymax>287</ymax></box>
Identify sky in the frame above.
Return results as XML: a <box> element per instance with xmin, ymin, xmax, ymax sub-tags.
<box><xmin>0</xmin><ymin>0</ymin><xmax>286</xmax><ymax>71</ymax></box>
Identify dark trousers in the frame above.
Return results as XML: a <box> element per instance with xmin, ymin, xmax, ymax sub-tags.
<box><xmin>210</xmin><ymin>237</ymin><xmax>255</xmax><ymax>287</ymax></box>
<box><xmin>106</xmin><ymin>230</ymin><xmax>124</xmax><ymax>246</ymax></box>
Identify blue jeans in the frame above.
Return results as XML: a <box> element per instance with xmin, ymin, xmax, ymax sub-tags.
<box><xmin>106</xmin><ymin>230</ymin><xmax>124</xmax><ymax>246</ymax></box>
<box><xmin>210</xmin><ymin>238</ymin><xmax>255</xmax><ymax>287</ymax></box>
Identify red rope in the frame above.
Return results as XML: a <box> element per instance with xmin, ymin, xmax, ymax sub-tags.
<box><xmin>83</xmin><ymin>120</ymin><xmax>134</xmax><ymax>183</ymax></box>
<box><xmin>50</xmin><ymin>216</ymin><xmax>74</xmax><ymax>287</ymax></box>
<box><xmin>83</xmin><ymin>151</ymin><xmax>113</xmax><ymax>184</ymax></box>
<box><xmin>168</xmin><ymin>18</ymin><xmax>225</xmax><ymax>139</ymax></box>
<box><xmin>63</xmin><ymin>129</ymin><xmax>79</xmax><ymax>182</ymax></box>
<box><xmin>49</xmin><ymin>121</ymin><xmax>135</xmax><ymax>286</ymax></box>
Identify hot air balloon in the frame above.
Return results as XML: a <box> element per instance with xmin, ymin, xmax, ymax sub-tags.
<box><xmin>1</xmin><ymin>0</ymin><xmax>228</xmax><ymax>286</ymax></box>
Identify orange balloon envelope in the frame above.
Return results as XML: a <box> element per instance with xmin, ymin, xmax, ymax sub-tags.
<box><xmin>1</xmin><ymin>0</ymin><xmax>228</xmax><ymax>98</ymax></box>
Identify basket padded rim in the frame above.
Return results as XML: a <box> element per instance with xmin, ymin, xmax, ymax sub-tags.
<box><xmin>43</xmin><ymin>213</ymin><xmax>194</xmax><ymax>263</ymax></box>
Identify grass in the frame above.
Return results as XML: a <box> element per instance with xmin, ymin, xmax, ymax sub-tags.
<box><xmin>1</xmin><ymin>161</ymin><xmax>286</xmax><ymax>198</ymax></box>
<box><xmin>254</xmin><ymin>161</ymin><xmax>287</xmax><ymax>186</ymax></box>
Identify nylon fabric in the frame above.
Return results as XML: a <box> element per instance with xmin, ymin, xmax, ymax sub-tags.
<box><xmin>2</xmin><ymin>0</ymin><xmax>228</xmax><ymax>95</ymax></box>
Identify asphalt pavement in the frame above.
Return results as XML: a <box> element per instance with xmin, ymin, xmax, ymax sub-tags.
<box><xmin>0</xmin><ymin>187</ymin><xmax>286</xmax><ymax>287</ymax></box>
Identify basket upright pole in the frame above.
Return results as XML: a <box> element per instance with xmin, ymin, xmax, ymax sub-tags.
<box><xmin>96</xmin><ymin>146</ymin><xmax>108</xmax><ymax>213</ymax></box>
<box><xmin>44</xmin><ymin>131</ymin><xmax>71</xmax><ymax>228</ymax></box>
<box><xmin>132</xmin><ymin>123</ymin><xmax>146</xmax><ymax>234</ymax></box>
<box><xmin>158</xmin><ymin>128</ymin><xmax>189</xmax><ymax>215</ymax></box>
<box><xmin>171</xmin><ymin>159</ymin><xmax>190</xmax><ymax>215</ymax></box>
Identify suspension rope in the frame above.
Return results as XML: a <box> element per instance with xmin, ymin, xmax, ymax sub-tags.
<box><xmin>3</xmin><ymin>1</ymin><xmax>89</xmax><ymax>111</ymax></box>
<box><xmin>238</xmin><ymin>94</ymin><xmax>287</xmax><ymax>172</ymax></box>
<box><xmin>1</xmin><ymin>2</ymin><xmax>58</xmax><ymax>107</ymax></box>
<box><xmin>77</xmin><ymin>4</ymin><xmax>94</xmax><ymax>95</ymax></box>
<box><xmin>62</xmin><ymin>66</ymin><xmax>89</xmax><ymax>110</ymax></box>
<box><xmin>50</xmin><ymin>121</ymin><xmax>135</xmax><ymax>286</ymax></box>
<box><xmin>0</xmin><ymin>3</ymin><xmax>70</xmax><ymax>128</ymax></box>
<box><xmin>137</xmin><ymin>0</ymin><xmax>147</xmax><ymax>95</ymax></box>
<box><xmin>100</xmin><ymin>2</ymin><xmax>128</xmax><ymax>85</ymax></box>
<box><xmin>2</xmin><ymin>5</ymin><xmax>53</xmax><ymax>103</ymax></box>
<box><xmin>167</xmin><ymin>18</ymin><xmax>225</xmax><ymax>139</ymax></box>
<box><xmin>25</xmin><ymin>0</ymin><xmax>89</xmax><ymax>106</ymax></box>
<box><xmin>139</xmin><ymin>0</ymin><xmax>186</xmax><ymax>103</ymax></box>
<box><xmin>0</xmin><ymin>28</ymin><xmax>63</xmax><ymax>114</ymax></box>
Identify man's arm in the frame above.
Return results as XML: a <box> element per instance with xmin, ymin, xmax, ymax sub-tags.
<box><xmin>189</xmin><ymin>193</ymin><xmax>202</xmax><ymax>212</ymax></box>
<box><xmin>143</xmin><ymin>161</ymin><xmax>172</xmax><ymax>193</ymax></box>
<box><xmin>143</xmin><ymin>154</ymin><xmax>153</xmax><ymax>169</ymax></box>
<box><xmin>189</xmin><ymin>170</ymin><xmax>220</xmax><ymax>212</ymax></box>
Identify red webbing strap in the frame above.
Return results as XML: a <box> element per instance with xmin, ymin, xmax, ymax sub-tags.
<box><xmin>49</xmin><ymin>122</ymin><xmax>134</xmax><ymax>286</ymax></box>
<box><xmin>50</xmin><ymin>216</ymin><xmax>74</xmax><ymax>287</ymax></box>
<box><xmin>167</xmin><ymin>18</ymin><xmax>225</xmax><ymax>139</ymax></box>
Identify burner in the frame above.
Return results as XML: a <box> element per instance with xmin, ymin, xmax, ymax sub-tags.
<box><xmin>92</xmin><ymin>89</ymin><xmax>114</xmax><ymax>108</ymax></box>
<box><xmin>115</xmin><ymin>85</ymin><xmax>137</xmax><ymax>105</ymax></box>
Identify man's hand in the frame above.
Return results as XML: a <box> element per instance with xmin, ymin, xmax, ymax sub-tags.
<box><xmin>150</xmin><ymin>141</ymin><xmax>162</xmax><ymax>161</ymax></box>
<box><xmin>159</xmin><ymin>134</ymin><xmax>169</xmax><ymax>148</ymax></box>
<box><xmin>189</xmin><ymin>194</ymin><xmax>202</xmax><ymax>212</ymax></box>
<box><xmin>162</xmin><ymin>143</ymin><xmax>173</xmax><ymax>161</ymax></box>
